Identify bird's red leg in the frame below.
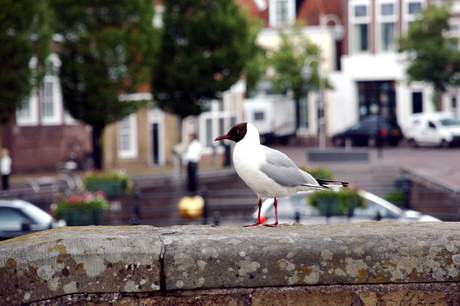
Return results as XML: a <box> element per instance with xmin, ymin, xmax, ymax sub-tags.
<box><xmin>264</xmin><ymin>197</ymin><xmax>278</xmax><ymax>227</ymax></box>
<box><xmin>244</xmin><ymin>198</ymin><xmax>263</xmax><ymax>227</ymax></box>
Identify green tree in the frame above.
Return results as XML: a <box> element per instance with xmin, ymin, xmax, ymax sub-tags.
<box><xmin>0</xmin><ymin>0</ymin><xmax>53</xmax><ymax>123</ymax></box>
<box><xmin>398</xmin><ymin>4</ymin><xmax>460</xmax><ymax>110</ymax></box>
<box><xmin>51</xmin><ymin>0</ymin><xmax>157</xmax><ymax>169</ymax></box>
<box><xmin>152</xmin><ymin>0</ymin><xmax>257</xmax><ymax>119</ymax></box>
<box><xmin>269</xmin><ymin>23</ymin><xmax>329</xmax><ymax>129</ymax></box>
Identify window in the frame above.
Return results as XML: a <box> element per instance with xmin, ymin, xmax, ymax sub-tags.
<box><xmin>42</xmin><ymin>81</ymin><xmax>54</xmax><ymax>118</ymax></box>
<box><xmin>408</xmin><ymin>2</ymin><xmax>421</xmax><ymax>14</ymax></box>
<box><xmin>412</xmin><ymin>92</ymin><xmax>423</xmax><ymax>113</ymax></box>
<box><xmin>40</xmin><ymin>54</ymin><xmax>63</xmax><ymax>125</ymax></box>
<box><xmin>452</xmin><ymin>96</ymin><xmax>457</xmax><ymax>109</ymax></box>
<box><xmin>269</xmin><ymin>0</ymin><xmax>295</xmax><ymax>27</ymax></box>
<box><xmin>377</xmin><ymin>2</ymin><xmax>397</xmax><ymax>52</ymax></box>
<box><xmin>447</xmin><ymin>19</ymin><xmax>460</xmax><ymax>51</ymax></box>
<box><xmin>350</xmin><ymin>1</ymin><xmax>370</xmax><ymax>53</ymax></box>
<box><xmin>18</xmin><ymin>54</ymin><xmax>63</xmax><ymax>126</ymax></box>
<box><xmin>254</xmin><ymin>112</ymin><xmax>265</xmax><ymax>121</ymax></box>
<box><xmin>355</xmin><ymin>5</ymin><xmax>367</xmax><ymax>17</ymax></box>
<box><xmin>404</xmin><ymin>0</ymin><xmax>423</xmax><ymax>32</ymax></box>
<box><xmin>355</xmin><ymin>24</ymin><xmax>369</xmax><ymax>51</ymax></box>
<box><xmin>17</xmin><ymin>89</ymin><xmax>39</xmax><ymax>126</ymax></box>
<box><xmin>276</xmin><ymin>0</ymin><xmax>289</xmax><ymax>25</ymax></box>
<box><xmin>117</xmin><ymin>114</ymin><xmax>138</xmax><ymax>159</ymax></box>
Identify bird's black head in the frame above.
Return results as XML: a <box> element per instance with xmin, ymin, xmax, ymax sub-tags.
<box><xmin>214</xmin><ymin>122</ymin><xmax>247</xmax><ymax>143</ymax></box>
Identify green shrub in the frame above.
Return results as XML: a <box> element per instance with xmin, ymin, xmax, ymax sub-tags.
<box><xmin>308</xmin><ymin>189</ymin><xmax>366</xmax><ymax>216</ymax></box>
<box><xmin>300</xmin><ymin>167</ymin><xmax>333</xmax><ymax>180</ymax></box>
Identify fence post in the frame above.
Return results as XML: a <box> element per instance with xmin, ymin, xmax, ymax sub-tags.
<box><xmin>201</xmin><ymin>187</ymin><xmax>209</xmax><ymax>225</ymax></box>
<box><xmin>130</xmin><ymin>185</ymin><xmax>141</xmax><ymax>225</ymax></box>
<box><xmin>395</xmin><ymin>178</ymin><xmax>412</xmax><ymax>210</ymax></box>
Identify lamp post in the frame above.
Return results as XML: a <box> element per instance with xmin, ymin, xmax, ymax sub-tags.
<box><xmin>320</xmin><ymin>14</ymin><xmax>345</xmax><ymax>41</ymax></box>
<box><xmin>301</xmin><ymin>55</ymin><xmax>325</xmax><ymax>151</ymax></box>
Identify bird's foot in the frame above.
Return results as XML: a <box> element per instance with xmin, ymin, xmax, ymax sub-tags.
<box><xmin>243</xmin><ymin>222</ymin><xmax>263</xmax><ymax>227</ymax></box>
<box><xmin>263</xmin><ymin>222</ymin><xmax>278</xmax><ymax>227</ymax></box>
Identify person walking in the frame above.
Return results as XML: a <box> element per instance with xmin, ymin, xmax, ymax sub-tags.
<box><xmin>182</xmin><ymin>133</ymin><xmax>202</xmax><ymax>194</ymax></box>
<box><xmin>1</xmin><ymin>148</ymin><xmax>12</xmax><ymax>191</ymax></box>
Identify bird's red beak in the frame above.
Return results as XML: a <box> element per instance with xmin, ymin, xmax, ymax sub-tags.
<box><xmin>214</xmin><ymin>135</ymin><xmax>231</xmax><ymax>141</ymax></box>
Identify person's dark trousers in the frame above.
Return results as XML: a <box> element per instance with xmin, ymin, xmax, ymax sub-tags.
<box><xmin>187</xmin><ymin>162</ymin><xmax>198</xmax><ymax>194</ymax></box>
<box><xmin>2</xmin><ymin>174</ymin><xmax>9</xmax><ymax>190</ymax></box>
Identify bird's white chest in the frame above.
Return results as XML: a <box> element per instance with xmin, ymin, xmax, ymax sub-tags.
<box><xmin>232</xmin><ymin>143</ymin><xmax>292</xmax><ymax>198</ymax></box>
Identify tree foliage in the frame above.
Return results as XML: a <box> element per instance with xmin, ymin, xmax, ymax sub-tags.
<box><xmin>0</xmin><ymin>0</ymin><xmax>53</xmax><ymax>123</ymax></box>
<box><xmin>52</xmin><ymin>0</ymin><xmax>157</xmax><ymax>127</ymax></box>
<box><xmin>268</xmin><ymin>23</ymin><xmax>330</xmax><ymax>129</ymax></box>
<box><xmin>398</xmin><ymin>4</ymin><xmax>460</xmax><ymax>108</ymax></box>
<box><xmin>152</xmin><ymin>0</ymin><xmax>257</xmax><ymax>118</ymax></box>
<box><xmin>51</xmin><ymin>0</ymin><xmax>157</xmax><ymax>168</ymax></box>
<box><xmin>269</xmin><ymin>23</ymin><xmax>325</xmax><ymax>101</ymax></box>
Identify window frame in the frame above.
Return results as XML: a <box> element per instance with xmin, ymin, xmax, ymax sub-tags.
<box><xmin>40</xmin><ymin>54</ymin><xmax>63</xmax><ymax>126</ymax></box>
<box><xmin>117</xmin><ymin>113</ymin><xmax>138</xmax><ymax>159</ymax></box>
<box><xmin>269</xmin><ymin>0</ymin><xmax>296</xmax><ymax>27</ymax></box>
<box><xmin>349</xmin><ymin>0</ymin><xmax>371</xmax><ymax>54</ymax></box>
<box><xmin>376</xmin><ymin>0</ymin><xmax>398</xmax><ymax>52</ymax></box>
<box><xmin>403</xmin><ymin>0</ymin><xmax>425</xmax><ymax>33</ymax></box>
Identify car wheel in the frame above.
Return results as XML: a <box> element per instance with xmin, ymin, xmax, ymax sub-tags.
<box><xmin>345</xmin><ymin>137</ymin><xmax>353</xmax><ymax>147</ymax></box>
<box><xmin>440</xmin><ymin>139</ymin><xmax>449</xmax><ymax>148</ymax></box>
<box><xmin>333</xmin><ymin>137</ymin><xmax>344</xmax><ymax>147</ymax></box>
<box><xmin>367</xmin><ymin>136</ymin><xmax>377</xmax><ymax>147</ymax></box>
<box><xmin>408</xmin><ymin>139</ymin><xmax>418</xmax><ymax>148</ymax></box>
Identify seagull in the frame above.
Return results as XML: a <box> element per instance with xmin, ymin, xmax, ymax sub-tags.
<box><xmin>215</xmin><ymin>122</ymin><xmax>348</xmax><ymax>227</ymax></box>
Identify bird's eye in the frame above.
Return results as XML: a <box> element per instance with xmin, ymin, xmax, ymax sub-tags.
<box><xmin>235</xmin><ymin>129</ymin><xmax>239</xmax><ymax>134</ymax></box>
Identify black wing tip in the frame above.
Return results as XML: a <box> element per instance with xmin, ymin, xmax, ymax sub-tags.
<box><xmin>316</xmin><ymin>179</ymin><xmax>349</xmax><ymax>188</ymax></box>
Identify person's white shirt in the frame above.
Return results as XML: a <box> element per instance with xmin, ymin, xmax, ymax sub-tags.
<box><xmin>1</xmin><ymin>154</ymin><xmax>11</xmax><ymax>175</ymax></box>
<box><xmin>183</xmin><ymin>139</ymin><xmax>202</xmax><ymax>163</ymax></box>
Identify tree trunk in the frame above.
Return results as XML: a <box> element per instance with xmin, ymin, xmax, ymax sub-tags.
<box><xmin>92</xmin><ymin>125</ymin><xmax>105</xmax><ymax>170</ymax></box>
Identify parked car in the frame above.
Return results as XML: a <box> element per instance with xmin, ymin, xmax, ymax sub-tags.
<box><xmin>405</xmin><ymin>112</ymin><xmax>460</xmax><ymax>148</ymax></box>
<box><xmin>0</xmin><ymin>200</ymin><xmax>66</xmax><ymax>240</ymax></box>
<box><xmin>249</xmin><ymin>190</ymin><xmax>440</xmax><ymax>226</ymax></box>
<box><xmin>332</xmin><ymin>116</ymin><xmax>403</xmax><ymax>147</ymax></box>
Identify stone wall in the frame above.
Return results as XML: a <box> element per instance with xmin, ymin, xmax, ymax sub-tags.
<box><xmin>2</xmin><ymin>222</ymin><xmax>460</xmax><ymax>305</ymax></box>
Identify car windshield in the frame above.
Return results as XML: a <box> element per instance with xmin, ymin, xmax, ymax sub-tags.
<box><xmin>21</xmin><ymin>203</ymin><xmax>53</xmax><ymax>224</ymax></box>
<box><xmin>440</xmin><ymin>118</ymin><xmax>460</xmax><ymax>126</ymax></box>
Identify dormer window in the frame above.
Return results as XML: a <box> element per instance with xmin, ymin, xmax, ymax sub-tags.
<box><xmin>269</xmin><ymin>0</ymin><xmax>295</xmax><ymax>27</ymax></box>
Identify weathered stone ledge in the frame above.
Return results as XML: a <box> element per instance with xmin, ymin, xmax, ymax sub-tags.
<box><xmin>1</xmin><ymin>222</ymin><xmax>460</xmax><ymax>305</ymax></box>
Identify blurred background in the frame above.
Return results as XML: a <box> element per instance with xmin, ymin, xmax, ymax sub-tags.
<box><xmin>2</xmin><ymin>0</ymin><xmax>460</xmax><ymax>239</ymax></box>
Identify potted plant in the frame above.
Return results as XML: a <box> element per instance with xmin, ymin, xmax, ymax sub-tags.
<box><xmin>53</xmin><ymin>191</ymin><xmax>109</xmax><ymax>226</ymax></box>
<box><xmin>308</xmin><ymin>188</ymin><xmax>366</xmax><ymax>217</ymax></box>
<box><xmin>84</xmin><ymin>169</ymin><xmax>131</xmax><ymax>198</ymax></box>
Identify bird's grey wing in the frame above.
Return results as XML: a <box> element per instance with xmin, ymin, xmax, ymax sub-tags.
<box><xmin>260</xmin><ymin>146</ymin><xmax>319</xmax><ymax>187</ymax></box>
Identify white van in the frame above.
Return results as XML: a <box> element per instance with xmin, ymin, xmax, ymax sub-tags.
<box><xmin>405</xmin><ymin>112</ymin><xmax>460</xmax><ymax>147</ymax></box>
<box><xmin>244</xmin><ymin>95</ymin><xmax>296</xmax><ymax>144</ymax></box>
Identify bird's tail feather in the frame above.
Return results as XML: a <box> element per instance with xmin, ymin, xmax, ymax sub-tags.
<box><xmin>316</xmin><ymin>179</ymin><xmax>349</xmax><ymax>189</ymax></box>
<box><xmin>299</xmin><ymin>184</ymin><xmax>330</xmax><ymax>190</ymax></box>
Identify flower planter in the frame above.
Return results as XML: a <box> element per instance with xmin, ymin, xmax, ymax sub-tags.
<box><xmin>86</xmin><ymin>181</ymin><xmax>124</xmax><ymax>198</ymax></box>
<box><xmin>316</xmin><ymin>199</ymin><xmax>345</xmax><ymax>216</ymax></box>
<box><xmin>61</xmin><ymin>209</ymin><xmax>104</xmax><ymax>226</ymax></box>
